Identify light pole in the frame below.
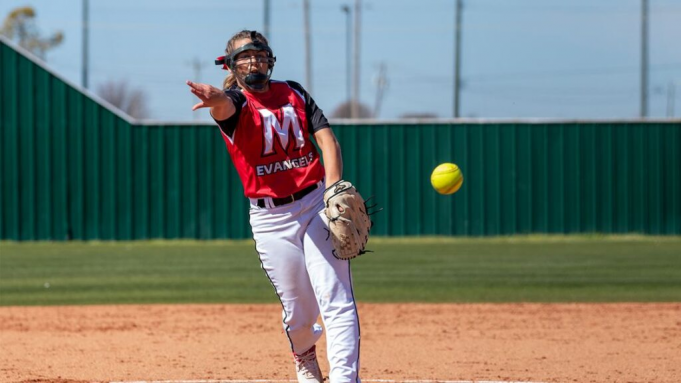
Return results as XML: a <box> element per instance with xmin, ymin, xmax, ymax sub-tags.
<box><xmin>668</xmin><ymin>82</ymin><xmax>676</xmax><ymax>118</ymax></box>
<box><xmin>263</xmin><ymin>0</ymin><xmax>270</xmax><ymax>38</ymax></box>
<box><xmin>303</xmin><ymin>0</ymin><xmax>312</xmax><ymax>94</ymax></box>
<box><xmin>341</xmin><ymin>5</ymin><xmax>351</xmax><ymax>106</ymax></box>
<box><xmin>453</xmin><ymin>0</ymin><xmax>463</xmax><ymax>118</ymax></box>
<box><xmin>82</xmin><ymin>0</ymin><xmax>89</xmax><ymax>89</ymax></box>
<box><xmin>640</xmin><ymin>0</ymin><xmax>649</xmax><ymax>118</ymax></box>
<box><xmin>352</xmin><ymin>0</ymin><xmax>361</xmax><ymax>119</ymax></box>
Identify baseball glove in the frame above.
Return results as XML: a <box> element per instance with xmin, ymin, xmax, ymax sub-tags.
<box><xmin>323</xmin><ymin>180</ymin><xmax>372</xmax><ymax>260</ymax></box>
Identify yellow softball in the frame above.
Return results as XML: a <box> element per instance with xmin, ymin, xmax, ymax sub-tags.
<box><xmin>430</xmin><ymin>163</ymin><xmax>464</xmax><ymax>195</ymax></box>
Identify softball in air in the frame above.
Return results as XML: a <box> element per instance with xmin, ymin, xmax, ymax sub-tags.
<box><xmin>430</xmin><ymin>163</ymin><xmax>463</xmax><ymax>195</ymax></box>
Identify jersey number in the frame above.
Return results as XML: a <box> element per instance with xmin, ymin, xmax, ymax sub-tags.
<box><xmin>258</xmin><ymin>105</ymin><xmax>305</xmax><ymax>156</ymax></box>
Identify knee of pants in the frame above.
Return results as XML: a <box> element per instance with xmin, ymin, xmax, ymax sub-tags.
<box><xmin>286</xmin><ymin>322</ymin><xmax>324</xmax><ymax>353</ymax></box>
<box><xmin>315</xmin><ymin>285</ymin><xmax>355</xmax><ymax>313</ymax></box>
<box><xmin>282</xmin><ymin>308</ymin><xmax>319</xmax><ymax>332</ymax></box>
<box><xmin>286</xmin><ymin>321</ymin><xmax>323</xmax><ymax>334</ymax></box>
<box><xmin>284</xmin><ymin>318</ymin><xmax>319</xmax><ymax>334</ymax></box>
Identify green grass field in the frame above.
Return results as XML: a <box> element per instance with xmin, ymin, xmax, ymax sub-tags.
<box><xmin>1</xmin><ymin>236</ymin><xmax>680</xmax><ymax>306</ymax></box>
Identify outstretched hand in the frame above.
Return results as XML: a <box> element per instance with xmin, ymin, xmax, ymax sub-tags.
<box><xmin>186</xmin><ymin>80</ymin><xmax>229</xmax><ymax>111</ymax></box>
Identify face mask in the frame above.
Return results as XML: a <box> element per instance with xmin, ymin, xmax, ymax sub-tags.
<box><xmin>214</xmin><ymin>31</ymin><xmax>277</xmax><ymax>91</ymax></box>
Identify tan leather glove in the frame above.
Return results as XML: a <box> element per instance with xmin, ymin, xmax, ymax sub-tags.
<box><xmin>323</xmin><ymin>180</ymin><xmax>372</xmax><ymax>260</ymax></box>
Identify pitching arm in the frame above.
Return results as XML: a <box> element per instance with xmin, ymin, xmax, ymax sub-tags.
<box><xmin>186</xmin><ymin>80</ymin><xmax>236</xmax><ymax>120</ymax></box>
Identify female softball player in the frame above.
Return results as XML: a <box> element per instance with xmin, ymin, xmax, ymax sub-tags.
<box><xmin>186</xmin><ymin>30</ymin><xmax>361</xmax><ymax>383</ymax></box>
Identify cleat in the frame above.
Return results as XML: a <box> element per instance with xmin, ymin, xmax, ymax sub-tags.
<box><xmin>293</xmin><ymin>345</ymin><xmax>323</xmax><ymax>383</ymax></box>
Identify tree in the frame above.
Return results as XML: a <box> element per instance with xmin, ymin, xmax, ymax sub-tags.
<box><xmin>331</xmin><ymin>100</ymin><xmax>373</xmax><ymax>119</ymax></box>
<box><xmin>1</xmin><ymin>6</ymin><xmax>63</xmax><ymax>60</ymax></box>
<box><xmin>97</xmin><ymin>80</ymin><xmax>150</xmax><ymax>120</ymax></box>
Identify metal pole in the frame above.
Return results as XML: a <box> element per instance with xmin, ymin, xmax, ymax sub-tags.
<box><xmin>668</xmin><ymin>82</ymin><xmax>676</xmax><ymax>118</ymax></box>
<box><xmin>373</xmin><ymin>62</ymin><xmax>388</xmax><ymax>118</ymax></box>
<box><xmin>264</xmin><ymin>0</ymin><xmax>270</xmax><ymax>38</ymax></box>
<box><xmin>304</xmin><ymin>0</ymin><xmax>312</xmax><ymax>94</ymax></box>
<box><xmin>352</xmin><ymin>0</ymin><xmax>361</xmax><ymax>119</ymax></box>
<box><xmin>640</xmin><ymin>0</ymin><xmax>649</xmax><ymax>118</ymax></box>
<box><xmin>191</xmin><ymin>58</ymin><xmax>203</xmax><ymax>121</ymax></box>
<box><xmin>342</xmin><ymin>5</ymin><xmax>351</xmax><ymax>106</ymax></box>
<box><xmin>454</xmin><ymin>0</ymin><xmax>462</xmax><ymax>118</ymax></box>
<box><xmin>82</xmin><ymin>0</ymin><xmax>89</xmax><ymax>89</ymax></box>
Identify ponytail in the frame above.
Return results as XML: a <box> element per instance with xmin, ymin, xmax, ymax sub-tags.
<box><xmin>223</xmin><ymin>73</ymin><xmax>236</xmax><ymax>90</ymax></box>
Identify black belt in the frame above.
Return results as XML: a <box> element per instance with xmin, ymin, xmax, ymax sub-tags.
<box><xmin>257</xmin><ymin>183</ymin><xmax>318</xmax><ymax>208</ymax></box>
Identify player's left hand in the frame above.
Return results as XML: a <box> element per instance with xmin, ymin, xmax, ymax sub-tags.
<box><xmin>323</xmin><ymin>180</ymin><xmax>373</xmax><ymax>260</ymax></box>
<box><xmin>186</xmin><ymin>80</ymin><xmax>229</xmax><ymax>111</ymax></box>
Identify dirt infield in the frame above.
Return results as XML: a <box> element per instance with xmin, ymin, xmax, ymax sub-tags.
<box><xmin>1</xmin><ymin>303</ymin><xmax>679</xmax><ymax>383</ymax></box>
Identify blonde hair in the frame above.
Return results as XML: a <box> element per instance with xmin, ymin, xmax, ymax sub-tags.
<box><xmin>222</xmin><ymin>30</ymin><xmax>270</xmax><ymax>89</ymax></box>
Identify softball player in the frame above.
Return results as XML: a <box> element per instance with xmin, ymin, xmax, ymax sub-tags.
<box><xmin>187</xmin><ymin>30</ymin><xmax>361</xmax><ymax>383</ymax></box>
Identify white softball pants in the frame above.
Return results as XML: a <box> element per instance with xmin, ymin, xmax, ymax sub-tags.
<box><xmin>249</xmin><ymin>183</ymin><xmax>361</xmax><ymax>383</ymax></box>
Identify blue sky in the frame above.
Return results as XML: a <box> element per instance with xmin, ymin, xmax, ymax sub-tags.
<box><xmin>2</xmin><ymin>0</ymin><xmax>680</xmax><ymax>122</ymax></box>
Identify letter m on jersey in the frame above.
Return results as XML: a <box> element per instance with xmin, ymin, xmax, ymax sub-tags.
<box><xmin>258</xmin><ymin>105</ymin><xmax>305</xmax><ymax>156</ymax></box>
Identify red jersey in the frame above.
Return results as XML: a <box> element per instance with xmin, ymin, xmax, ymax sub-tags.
<box><xmin>218</xmin><ymin>81</ymin><xmax>326</xmax><ymax>198</ymax></box>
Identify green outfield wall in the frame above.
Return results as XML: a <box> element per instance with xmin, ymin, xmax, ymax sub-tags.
<box><xmin>2</xmin><ymin>38</ymin><xmax>680</xmax><ymax>240</ymax></box>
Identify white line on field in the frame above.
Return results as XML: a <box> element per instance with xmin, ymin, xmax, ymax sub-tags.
<box><xmin>109</xmin><ymin>380</ymin><xmax>548</xmax><ymax>383</ymax></box>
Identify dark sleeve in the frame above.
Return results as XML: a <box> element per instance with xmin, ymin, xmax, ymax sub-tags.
<box><xmin>213</xmin><ymin>89</ymin><xmax>246</xmax><ymax>138</ymax></box>
<box><xmin>286</xmin><ymin>80</ymin><xmax>330</xmax><ymax>134</ymax></box>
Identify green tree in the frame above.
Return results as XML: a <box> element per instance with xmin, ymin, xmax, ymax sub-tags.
<box><xmin>1</xmin><ymin>6</ymin><xmax>63</xmax><ymax>60</ymax></box>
